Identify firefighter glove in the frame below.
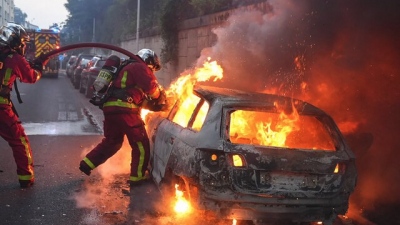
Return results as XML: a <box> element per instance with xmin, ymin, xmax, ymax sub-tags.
<box><xmin>33</xmin><ymin>53</ymin><xmax>50</xmax><ymax>67</ymax></box>
<box><xmin>144</xmin><ymin>89</ymin><xmax>168</xmax><ymax>112</ymax></box>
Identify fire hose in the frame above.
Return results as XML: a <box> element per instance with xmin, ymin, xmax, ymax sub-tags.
<box><xmin>35</xmin><ymin>42</ymin><xmax>142</xmax><ymax>64</ymax></box>
<box><xmin>34</xmin><ymin>42</ymin><xmax>168</xmax><ymax>111</ymax></box>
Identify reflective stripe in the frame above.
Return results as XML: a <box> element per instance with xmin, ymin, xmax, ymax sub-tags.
<box><xmin>2</xmin><ymin>68</ymin><xmax>12</xmax><ymax>86</ymax></box>
<box><xmin>0</xmin><ymin>96</ymin><xmax>10</xmax><ymax>104</ymax></box>
<box><xmin>103</xmin><ymin>99</ymin><xmax>139</xmax><ymax>108</ymax></box>
<box><xmin>20</xmin><ymin>137</ymin><xmax>33</xmax><ymax>165</ymax></box>
<box><xmin>83</xmin><ymin>157</ymin><xmax>96</xmax><ymax>169</ymax></box>
<box><xmin>35</xmin><ymin>70</ymin><xmax>41</xmax><ymax>80</ymax></box>
<box><xmin>121</xmin><ymin>71</ymin><xmax>127</xmax><ymax>88</ymax></box>
<box><xmin>18</xmin><ymin>174</ymin><xmax>34</xmax><ymax>181</ymax></box>
<box><xmin>129</xmin><ymin>141</ymin><xmax>146</xmax><ymax>181</ymax></box>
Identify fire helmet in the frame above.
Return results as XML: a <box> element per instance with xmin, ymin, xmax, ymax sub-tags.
<box><xmin>103</xmin><ymin>55</ymin><xmax>121</xmax><ymax>70</ymax></box>
<box><xmin>0</xmin><ymin>23</ymin><xmax>30</xmax><ymax>55</ymax></box>
<box><xmin>137</xmin><ymin>49</ymin><xmax>161</xmax><ymax>71</ymax></box>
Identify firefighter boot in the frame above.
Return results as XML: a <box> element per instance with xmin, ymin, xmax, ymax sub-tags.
<box><xmin>79</xmin><ymin>161</ymin><xmax>92</xmax><ymax>176</ymax></box>
<box><xmin>19</xmin><ymin>179</ymin><xmax>35</xmax><ymax>188</ymax></box>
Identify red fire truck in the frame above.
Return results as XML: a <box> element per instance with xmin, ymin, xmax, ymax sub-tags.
<box><xmin>25</xmin><ymin>28</ymin><xmax>61</xmax><ymax>78</ymax></box>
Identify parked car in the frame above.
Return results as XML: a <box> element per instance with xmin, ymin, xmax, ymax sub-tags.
<box><xmin>80</xmin><ymin>56</ymin><xmax>106</xmax><ymax>98</ymax></box>
<box><xmin>65</xmin><ymin>55</ymin><xmax>77</xmax><ymax>78</ymax></box>
<box><xmin>147</xmin><ymin>85</ymin><xmax>357</xmax><ymax>225</ymax></box>
<box><xmin>71</xmin><ymin>54</ymin><xmax>94</xmax><ymax>89</ymax></box>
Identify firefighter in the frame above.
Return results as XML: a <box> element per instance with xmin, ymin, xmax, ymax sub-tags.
<box><xmin>79</xmin><ymin>49</ymin><xmax>167</xmax><ymax>187</ymax></box>
<box><xmin>0</xmin><ymin>23</ymin><xmax>48</xmax><ymax>188</ymax></box>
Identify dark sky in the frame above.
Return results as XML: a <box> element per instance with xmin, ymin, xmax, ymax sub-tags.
<box><xmin>197</xmin><ymin>0</ymin><xmax>400</xmax><ymax>211</ymax></box>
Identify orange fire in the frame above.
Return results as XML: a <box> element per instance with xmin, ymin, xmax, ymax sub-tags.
<box><xmin>230</xmin><ymin>102</ymin><xmax>300</xmax><ymax>147</ymax></box>
<box><xmin>144</xmin><ymin>57</ymin><xmax>224</xmax><ymax>127</ymax></box>
<box><xmin>174</xmin><ymin>184</ymin><xmax>191</xmax><ymax>215</ymax></box>
<box><xmin>167</xmin><ymin>57</ymin><xmax>223</xmax><ymax>102</ymax></box>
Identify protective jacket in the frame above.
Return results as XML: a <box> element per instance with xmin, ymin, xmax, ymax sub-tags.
<box><xmin>81</xmin><ymin>58</ymin><xmax>160</xmax><ymax>183</ymax></box>
<box><xmin>102</xmin><ymin>58</ymin><xmax>160</xmax><ymax>114</ymax></box>
<box><xmin>0</xmin><ymin>51</ymin><xmax>42</xmax><ymax>184</ymax></box>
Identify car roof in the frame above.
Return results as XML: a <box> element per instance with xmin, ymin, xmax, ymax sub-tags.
<box><xmin>194</xmin><ymin>85</ymin><xmax>326</xmax><ymax>115</ymax></box>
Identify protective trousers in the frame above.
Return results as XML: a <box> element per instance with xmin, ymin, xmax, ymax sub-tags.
<box><xmin>82</xmin><ymin>113</ymin><xmax>150</xmax><ymax>181</ymax></box>
<box><xmin>0</xmin><ymin>106</ymin><xmax>34</xmax><ymax>182</ymax></box>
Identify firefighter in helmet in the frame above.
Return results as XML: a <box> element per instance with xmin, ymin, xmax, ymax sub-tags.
<box><xmin>0</xmin><ymin>23</ymin><xmax>48</xmax><ymax>188</ymax></box>
<box><xmin>79</xmin><ymin>49</ymin><xmax>167</xmax><ymax>187</ymax></box>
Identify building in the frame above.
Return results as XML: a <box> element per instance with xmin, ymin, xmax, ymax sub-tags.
<box><xmin>0</xmin><ymin>0</ymin><xmax>14</xmax><ymax>27</ymax></box>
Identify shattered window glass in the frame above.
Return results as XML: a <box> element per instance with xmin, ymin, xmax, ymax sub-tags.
<box><xmin>229</xmin><ymin>110</ymin><xmax>336</xmax><ymax>151</ymax></box>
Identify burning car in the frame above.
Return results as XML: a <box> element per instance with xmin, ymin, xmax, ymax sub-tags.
<box><xmin>147</xmin><ymin>84</ymin><xmax>357</xmax><ymax>225</ymax></box>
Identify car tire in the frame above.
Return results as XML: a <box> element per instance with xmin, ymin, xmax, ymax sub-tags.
<box><xmin>159</xmin><ymin>169</ymin><xmax>188</xmax><ymax>207</ymax></box>
<box><xmin>79</xmin><ymin>80</ymin><xmax>85</xmax><ymax>93</ymax></box>
<box><xmin>85</xmin><ymin>84</ymin><xmax>93</xmax><ymax>98</ymax></box>
<box><xmin>74</xmin><ymin>77</ymin><xmax>80</xmax><ymax>89</ymax></box>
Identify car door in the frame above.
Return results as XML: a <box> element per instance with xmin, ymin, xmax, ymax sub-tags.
<box><xmin>151</xmin><ymin>93</ymin><xmax>208</xmax><ymax>184</ymax></box>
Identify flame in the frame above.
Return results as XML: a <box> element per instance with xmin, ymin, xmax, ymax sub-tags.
<box><xmin>230</xmin><ymin>102</ymin><xmax>300</xmax><ymax>147</ymax></box>
<box><xmin>230</xmin><ymin>102</ymin><xmax>335</xmax><ymax>150</ymax></box>
<box><xmin>174</xmin><ymin>184</ymin><xmax>191</xmax><ymax>215</ymax></box>
<box><xmin>144</xmin><ymin>57</ymin><xmax>223</xmax><ymax>126</ymax></box>
<box><xmin>167</xmin><ymin>57</ymin><xmax>223</xmax><ymax>101</ymax></box>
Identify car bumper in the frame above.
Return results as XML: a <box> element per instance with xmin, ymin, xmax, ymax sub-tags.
<box><xmin>197</xmin><ymin>189</ymin><xmax>349</xmax><ymax>221</ymax></box>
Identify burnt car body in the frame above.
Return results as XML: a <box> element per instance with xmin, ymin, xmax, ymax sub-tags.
<box><xmin>147</xmin><ymin>85</ymin><xmax>357</xmax><ymax>225</ymax></box>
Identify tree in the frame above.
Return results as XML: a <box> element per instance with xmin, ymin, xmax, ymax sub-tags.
<box><xmin>14</xmin><ymin>7</ymin><xmax>27</xmax><ymax>25</ymax></box>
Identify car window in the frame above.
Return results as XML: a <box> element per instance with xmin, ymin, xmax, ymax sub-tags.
<box><xmin>192</xmin><ymin>101</ymin><xmax>209</xmax><ymax>131</ymax></box>
<box><xmin>229</xmin><ymin>110</ymin><xmax>336</xmax><ymax>151</ymax></box>
<box><xmin>171</xmin><ymin>93</ymin><xmax>209</xmax><ymax>131</ymax></box>
<box><xmin>38</xmin><ymin>36</ymin><xmax>45</xmax><ymax>44</ymax></box>
<box><xmin>96</xmin><ymin>60</ymin><xmax>106</xmax><ymax>68</ymax></box>
<box><xmin>49</xmin><ymin>37</ymin><xmax>57</xmax><ymax>44</ymax></box>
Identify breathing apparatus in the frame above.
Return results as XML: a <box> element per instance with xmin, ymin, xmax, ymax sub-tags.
<box><xmin>89</xmin><ymin>55</ymin><xmax>121</xmax><ymax>107</ymax></box>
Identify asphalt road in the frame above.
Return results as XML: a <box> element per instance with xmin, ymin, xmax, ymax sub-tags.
<box><xmin>0</xmin><ymin>71</ymin><xmax>363</xmax><ymax>225</ymax></box>
<box><xmin>0</xmin><ymin>71</ymin><xmax>163</xmax><ymax>225</ymax></box>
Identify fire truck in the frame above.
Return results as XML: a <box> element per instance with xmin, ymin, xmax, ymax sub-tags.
<box><xmin>25</xmin><ymin>28</ymin><xmax>61</xmax><ymax>78</ymax></box>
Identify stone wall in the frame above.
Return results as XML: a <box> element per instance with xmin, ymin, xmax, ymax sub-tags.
<box><xmin>119</xmin><ymin>1</ymin><xmax>270</xmax><ymax>87</ymax></box>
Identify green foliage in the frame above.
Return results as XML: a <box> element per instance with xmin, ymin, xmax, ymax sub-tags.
<box><xmin>64</xmin><ymin>0</ymin><xmax>114</xmax><ymax>45</ymax></box>
<box><xmin>189</xmin><ymin>0</ymin><xmax>233</xmax><ymax>15</ymax></box>
<box><xmin>14</xmin><ymin>8</ymin><xmax>27</xmax><ymax>25</ymax></box>
<box><xmin>160</xmin><ymin>0</ymin><xmax>196</xmax><ymax>64</ymax></box>
<box><xmin>62</xmin><ymin>0</ymin><xmax>238</xmax><ymax>62</ymax></box>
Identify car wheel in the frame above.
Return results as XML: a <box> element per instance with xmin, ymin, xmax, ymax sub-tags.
<box><xmin>159</xmin><ymin>169</ymin><xmax>188</xmax><ymax>210</ymax></box>
<box><xmin>74</xmin><ymin>77</ymin><xmax>80</xmax><ymax>89</ymax></box>
<box><xmin>85</xmin><ymin>84</ymin><xmax>93</xmax><ymax>98</ymax></box>
<box><xmin>79</xmin><ymin>79</ymin><xmax>85</xmax><ymax>93</ymax></box>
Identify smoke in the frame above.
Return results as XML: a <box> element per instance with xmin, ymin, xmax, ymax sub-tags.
<box><xmin>197</xmin><ymin>0</ymin><xmax>400</xmax><ymax>214</ymax></box>
<box><xmin>72</xmin><ymin>141</ymin><xmax>133</xmax><ymax>224</ymax></box>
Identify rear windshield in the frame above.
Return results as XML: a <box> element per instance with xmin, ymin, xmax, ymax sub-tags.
<box><xmin>96</xmin><ymin>60</ymin><xmax>106</xmax><ymax>68</ymax></box>
<box><xmin>229</xmin><ymin>110</ymin><xmax>336</xmax><ymax>151</ymax></box>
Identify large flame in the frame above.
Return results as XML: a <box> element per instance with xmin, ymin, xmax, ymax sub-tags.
<box><xmin>230</xmin><ymin>102</ymin><xmax>301</xmax><ymax>147</ymax></box>
<box><xmin>143</xmin><ymin>57</ymin><xmax>223</xmax><ymax>125</ymax></box>
<box><xmin>167</xmin><ymin>57</ymin><xmax>223</xmax><ymax>102</ymax></box>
